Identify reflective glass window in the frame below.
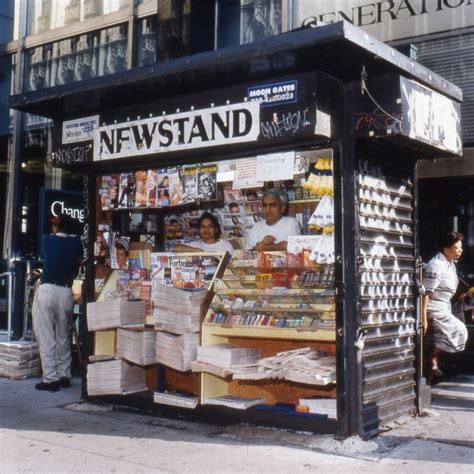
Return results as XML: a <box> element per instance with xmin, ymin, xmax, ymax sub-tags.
<box><xmin>27</xmin><ymin>0</ymin><xmax>130</xmax><ymax>36</ymax></box>
<box><xmin>137</xmin><ymin>16</ymin><xmax>157</xmax><ymax>66</ymax></box>
<box><xmin>25</xmin><ymin>24</ymin><xmax>128</xmax><ymax>91</ymax></box>
<box><xmin>216</xmin><ymin>0</ymin><xmax>282</xmax><ymax>48</ymax></box>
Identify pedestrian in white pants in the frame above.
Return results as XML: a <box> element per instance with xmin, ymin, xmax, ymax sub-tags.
<box><xmin>33</xmin><ymin>283</ymin><xmax>74</xmax><ymax>384</ymax></box>
<box><xmin>33</xmin><ymin>213</ymin><xmax>82</xmax><ymax>392</ymax></box>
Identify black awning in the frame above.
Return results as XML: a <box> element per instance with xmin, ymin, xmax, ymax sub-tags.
<box><xmin>10</xmin><ymin>21</ymin><xmax>462</xmax><ymax>120</ymax></box>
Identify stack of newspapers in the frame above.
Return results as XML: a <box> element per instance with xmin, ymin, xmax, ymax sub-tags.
<box><xmin>203</xmin><ymin>394</ymin><xmax>266</xmax><ymax>409</ymax></box>
<box><xmin>192</xmin><ymin>344</ymin><xmax>261</xmax><ymax>377</ymax></box>
<box><xmin>87</xmin><ymin>299</ymin><xmax>147</xmax><ymax>331</ymax></box>
<box><xmin>153</xmin><ymin>391</ymin><xmax>199</xmax><ymax>409</ymax></box>
<box><xmin>231</xmin><ymin>347</ymin><xmax>336</xmax><ymax>385</ymax></box>
<box><xmin>155</xmin><ymin>331</ymin><xmax>199</xmax><ymax>372</ymax></box>
<box><xmin>117</xmin><ymin>328</ymin><xmax>156</xmax><ymax>366</ymax></box>
<box><xmin>87</xmin><ymin>359</ymin><xmax>147</xmax><ymax>396</ymax></box>
<box><xmin>0</xmin><ymin>341</ymin><xmax>41</xmax><ymax>379</ymax></box>
<box><xmin>153</xmin><ymin>284</ymin><xmax>207</xmax><ymax>334</ymax></box>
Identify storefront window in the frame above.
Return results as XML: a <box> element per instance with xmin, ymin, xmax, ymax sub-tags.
<box><xmin>25</xmin><ymin>24</ymin><xmax>128</xmax><ymax>91</ymax></box>
<box><xmin>137</xmin><ymin>16</ymin><xmax>157</xmax><ymax>66</ymax></box>
<box><xmin>26</xmin><ymin>0</ymin><xmax>130</xmax><ymax>36</ymax></box>
<box><xmin>216</xmin><ymin>0</ymin><xmax>282</xmax><ymax>48</ymax></box>
<box><xmin>156</xmin><ymin>0</ymin><xmax>190</xmax><ymax>61</ymax></box>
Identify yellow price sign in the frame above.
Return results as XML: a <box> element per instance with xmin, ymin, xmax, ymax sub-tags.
<box><xmin>255</xmin><ymin>274</ymin><xmax>272</xmax><ymax>282</ymax></box>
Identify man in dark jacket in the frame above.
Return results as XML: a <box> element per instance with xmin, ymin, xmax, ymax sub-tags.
<box><xmin>33</xmin><ymin>213</ymin><xmax>82</xmax><ymax>391</ymax></box>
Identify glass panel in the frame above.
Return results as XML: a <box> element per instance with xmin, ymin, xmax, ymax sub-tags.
<box><xmin>137</xmin><ymin>16</ymin><xmax>157</xmax><ymax>66</ymax></box>
<box><xmin>0</xmin><ymin>1</ymin><xmax>14</xmax><ymax>43</ymax></box>
<box><xmin>157</xmin><ymin>0</ymin><xmax>190</xmax><ymax>61</ymax></box>
<box><xmin>27</xmin><ymin>0</ymin><xmax>130</xmax><ymax>36</ymax></box>
<box><xmin>217</xmin><ymin>0</ymin><xmax>282</xmax><ymax>48</ymax></box>
<box><xmin>25</xmin><ymin>24</ymin><xmax>128</xmax><ymax>91</ymax></box>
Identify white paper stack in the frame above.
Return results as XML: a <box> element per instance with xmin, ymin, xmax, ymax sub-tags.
<box><xmin>298</xmin><ymin>397</ymin><xmax>337</xmax><ymax>418</ymax></box>
<box><xmin>153</xmin><ymin>285</ymin><xmax>207</xmax><ymax>334</ymax></box>
<box><xmin>0</xmin><ymin>341</ymin><xmax>41</xmax><ymax>379</ymax></box>
<box><xmin>196</xmin><ymin>344</ymin><xmax>261</xmax><ymax>368</ymax></box>
<box><xmin>153</xmin><ymin>391</ymin><xmax>198</xmax><ymax>409</ymax></box>
<box><xmin>232</xmin><ymin>347</ymin><xmax>336</xmax><ymax>385</ymax></box>
<box><xmin>87</xmin><ymin>299</ymin><xmax>147</xmax><ymax>330</ymax></box>
<box><xmin>117</xmin><ymin>328</ymin><xmax>156</xmax><ymax>366</ymax></box>
<box><xmin>203</xmin><ymin>394</ymin><xmax>266</xmax><ymax>409</ymax></box>
<box><xmin>155</xmin><ymin>331</ymin><xmax>199</xmax><ymax>371</ymax></box>
<box><xmin>87</xmin><ymin>359</ymin><xmax>147</xmax><ymax>396</ymax></box>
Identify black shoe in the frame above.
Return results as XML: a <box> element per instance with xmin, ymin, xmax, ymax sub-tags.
<box><xmin>59</xmin><ymin>377</ymin><xmax>71</xmax><ymax>388</ymax></box>
<box><xmin>35</xmin><ymin>381</ymin><xmax>61</xmax><ymax>392</ymax></box>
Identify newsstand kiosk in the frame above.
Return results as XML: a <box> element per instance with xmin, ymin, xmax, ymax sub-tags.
<box><xmin>12</xmin><ymin>22</ymin><xmax>462</xmax><ymax>439</ymax></box>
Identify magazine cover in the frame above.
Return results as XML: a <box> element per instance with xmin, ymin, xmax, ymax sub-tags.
<box><xmin>168</xmin><ymin>167</ymin><xmax>183</xmax><ymax>205</ymax></box>
<box><xmin>220</xmin><ymin>212</ymin><xmax>245</xmax><ymax>238</ymax></box>
<box><xmin>110</xmin><ymin>233</ymin><xmax>130</xmax><ymax>270</ymax></box>
<box><xmin>146</xmin><ymin>170</ymin><xmax>158</xmax><ymax>207</ymax></box>
<box><xmin>116</xmin><ymin>268</ymin><xmax>148</xmax><ymax>299</ymax></box>
<box><xmin>197</xmin><ymin>164</ymin><xmax>217</xmax><ymax>200</ymax></box>
<box><xmin>181</xmin><ymin>211</ymin><xmax>202</xmax><ymax>239</ymax></box>
<box><xmin>128</xmin><ymin>249</ymin><xmax>150</xmax><ymax>270</ymax></box>
<box><xmin>117</xmin><ymin>172</ymin><xmax>136</xmax><ymax>208</ymax></box>
<box><xmin>164</xmin><ymin>214</ymin><xmax>185</xmax><ymax>240</ymax></box>
<box><xmin>182</xmin><ymin>165</ymin><xmax>198</xmax><ymax>203</ymax></box>
<box><xmin>156</xmin><ymin>169</ymin><xmax>170</xmax><ymax>206</ymax></box>
<box><xmin>94</xmin><ymin>224</ymin><xmax>111</xmax><ymax>266</ymax></box>
<box><xmin>170</xmin><ymin>255</ymin><xmax>221</xmax><ymax>289</ymax></box>
<box><xmin>100</xmin><ymin>175</ymin><xmax>119</xmax><ymax>210</ymax></box>
<box><xmin>149</xmin><ymin>252</ymin><xmax>173</xmax><ymax>284</ymax></box>
<box><xmin>135</xmin><ymin>170</ymin><xmax>148</xmax><ymax>207</ymax></box>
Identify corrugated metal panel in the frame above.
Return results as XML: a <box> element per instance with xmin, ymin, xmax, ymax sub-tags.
<box><xmin>415</xmin><ymin>33</ymin><xmax>474</xmax><ymax>145</ymax></box>
<box><xmin>357</xmin><ymin>172</ymin><xmax>417</xmax><ymax>436</ymax></box>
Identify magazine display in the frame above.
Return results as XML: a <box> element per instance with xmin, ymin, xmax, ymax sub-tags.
<box><xmin>197</xmin><ymin>164</ymin><xmax>217</xmax><ymax>200</ymax></box>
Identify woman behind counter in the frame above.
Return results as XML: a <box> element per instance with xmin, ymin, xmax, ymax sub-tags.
<box><xmin>422</xmin><ymin>230</ymin><xmax>468</xmax><ymax>379</ymax></box>
<box><xmin>174</xmin><ymin>212</ymin><xmax>233</xmax><ymax>253</ymax></box>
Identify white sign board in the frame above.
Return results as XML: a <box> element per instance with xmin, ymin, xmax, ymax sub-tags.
<box><xmin>292</xmin><ymin>0</ymin><xmax>474</xmax><ymax>43</ymax></box>
<box><xmin>93</xmin><ymin>102</ymin><xmax>260</xmax><ymax>161</ymax></box>
<box><xmin>256</xmin><ymin>152</ymin><xmax>295</xmax><ymax>182</ymax></box>
<box><xmin>233</xmin><ymin>158</ymin><xmax>263</xmax><ymax>189</ymax></box>
<box><xmin>62</xmin><ymin>115</ymin><xmax>99</xmax><ymax>144</ymax></box>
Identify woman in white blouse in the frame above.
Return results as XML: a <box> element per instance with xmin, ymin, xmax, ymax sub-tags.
<box><xmin>421</xmin><ymin>231</ymin><xmax>468</xmax><ymax>379</ymax></box>
<box><xmin>175</xmin><ymin>212</ymin><xmax>233</xmax><ymax>253</ymax></box>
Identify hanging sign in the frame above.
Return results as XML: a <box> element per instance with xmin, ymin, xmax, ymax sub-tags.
<box><xmin>94</xmin><ymin>102</ymin><xmax>260</xmax><ymax>161</ymax></box>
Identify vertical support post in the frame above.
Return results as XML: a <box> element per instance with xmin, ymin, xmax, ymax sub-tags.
<box><xmin>5</xmin><ymin>0</ymin><xmax>28</xmax><ymax>339</ymax></box>
<box><xmin>80</xmin><ymin>174</ymin><xmax>96</xmax><ymax>401</ymax></box>
<box><xmin>334</xmin><ymin>83</ymin><xmax>364</xmax><ymax>439</ymax></box>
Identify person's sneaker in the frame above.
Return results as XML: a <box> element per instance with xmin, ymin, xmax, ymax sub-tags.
<box><xmin>59</xmin><ymin>377</ymin><xmax>71</xmax><ymax>388</ymax></box>
<box><xmin>35</xmin><ymin>381</ymin><xmax>61</xmax><ymax>392</ymax></box>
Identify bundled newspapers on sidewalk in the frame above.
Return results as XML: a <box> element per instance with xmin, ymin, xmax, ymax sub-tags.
<box><xmin>0</xmin><ymin>341</ymin><xmax>41</xmax><ymax>379</ymax></box>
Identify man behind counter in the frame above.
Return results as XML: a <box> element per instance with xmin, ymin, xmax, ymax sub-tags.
<box><xmin>33</xmin><ymin>213</ymin><xmax>82</xmax><ymax>392</ymax></box>
<box><xmin>245</xmin><ymin>188</ymin><xmax>301</xmax><ymax>251</ymax></box>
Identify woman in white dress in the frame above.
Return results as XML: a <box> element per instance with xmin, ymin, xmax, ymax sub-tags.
<box><xmin>174</xmin><ymin>212</ymin><xmax>233</xmax><ymax>253</ymax></box>
<box><xmin>421</xmin><ymin>231</ymin><xmax>468</xmax><ymax>378</ymax></box>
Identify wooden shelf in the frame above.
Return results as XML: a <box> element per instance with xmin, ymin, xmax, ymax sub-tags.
<box><xmin>202</xmin><ymin>323</ymin><xmax>335</xmax><ymax>341</ymax></box>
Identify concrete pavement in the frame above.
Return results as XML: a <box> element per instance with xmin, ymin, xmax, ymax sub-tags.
<box><xmin>0</xmin><ymin>375</ymin><xmax>473</xmax><ymax>473</ymax></box>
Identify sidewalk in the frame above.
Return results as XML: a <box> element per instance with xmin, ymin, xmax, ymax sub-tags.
<box><xmin>0</xmin><ymin>374</ymin><xmax>472</xmax><ymax>473</ymax></box>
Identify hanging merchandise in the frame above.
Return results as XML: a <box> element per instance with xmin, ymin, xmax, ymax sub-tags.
<box><xmin>303</xmin><ymin>157</ymin><xmax>333</xmax><ymax>197</ymax></box>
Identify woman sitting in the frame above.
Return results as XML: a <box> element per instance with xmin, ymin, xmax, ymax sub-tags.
<box><xmin>174</xmin><ymin>212</ymin><xmax>233</xmax><ymax>253</ymax></box>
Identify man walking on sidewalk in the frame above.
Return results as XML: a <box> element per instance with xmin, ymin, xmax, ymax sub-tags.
<box><xmin>33</xmin><ymin>213</ymin><xmax>82</xmax><ymax>392</ymax></box>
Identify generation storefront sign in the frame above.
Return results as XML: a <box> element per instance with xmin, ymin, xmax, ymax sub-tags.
<box><xmin>292</xmin><ymin>0</ymin><xmax>474</xmax><ymax>43</ymax></box>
